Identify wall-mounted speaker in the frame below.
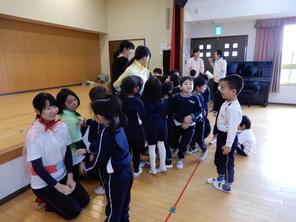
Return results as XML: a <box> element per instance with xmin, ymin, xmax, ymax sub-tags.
<box><xmin>174</xmin><ymin>0</ymin><xmax>188</xmax><ymax>8</ymax></box>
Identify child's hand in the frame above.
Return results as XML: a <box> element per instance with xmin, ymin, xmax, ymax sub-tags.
<box><xmin>76</xmin><ymin>149</ymin><xmax>86</xmax><ymax>155</ymax></box>
<box><xmin>222</xmin><ymin>146</ymin><xmax>231</xmax><ymax>155</ymax></box>
<box><xmin>78</xmin><ymin>161</ymin><xmax>87</xmax><ymax>176</ymax></box>
<box><xmin>66</xmin><ymin>173</ymin><xmax>76</xmax><ymax>191</ymax></box>
<box><xmin>54</xmin><ymin>183</ymin><xmax>72</xmax><ymax>195</ymax></box>
<box><xmin>181</xmin><ymin>122</ymin><xmax>190</xmax><ymax>130</ymax></box>
<box><xmin>77</xmin><ymin>117</ymin><xmax>84</xmax><ymax>127</ymax></box>
<box><xmin>89</xmin><ymin>154</ymin><xmax>94</xmax><ymax>162</ymax></box>
<box><xmin>183</xmin><ymin>115</ymin><xmax>193</xmax><ymax>125</ymax></box>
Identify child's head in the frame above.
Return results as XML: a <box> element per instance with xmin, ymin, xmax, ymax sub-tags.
<box><xmin>219</xmin><ymin>74</ymin><xmax>244</xmax><ymax>100</ymax></box>
<box><xmin>170</xmin><ymin>69</ymin><xmax>181</xmax><ymax>76</ymax></box>
<box><xmin>180</xmin><ymin>76</ymin><xmax>194</xmax><ymax>95</ymax></box>
<box><xmin>200</xmin><ymin>73</ymin><xmax>209</xmax><ymax>82</ymax></box>
<box><xmin>194</xmin><ymin>77</ymin><xmax>207</xmax><ymax>94</ymax></box>
<box><xmin>153</xmin><ymin>68</ymin><xmax>162</xmax><ymax>77</ymax></box>
<box><xmin>91</xmin><ymin>94</ymin><xmax>127</xmax><ymax>133</ymax></box>
<box><xmin>238</xmin><ymin>115</ymin><xmax>251</xmax><ymax>130</ymax></box>
<box><xmin>56</xmin><ymin>88</ymin><xmax>80</xmax><ymax>113</ymax></box>
<box><xmin>162</xmin><ymin>81</ymin><xmax>174</xmax><ymax>97</ymax></box>
<box><xmin>33</xmin><ymin>93</ymin><xmax>58</xmax><ymax>120</ymax></box>
<box><xmin>119</xmin><ymin>75</ymin><xmax>143</xmax><ymax>102</ymax></box>
<box><xmin>190</xmin><ymin>69</ymin><xmax>197</xmax><ymax>77</ymax></box>
<box><xmin>89</xmin><ymin>85</ymin><xmax>107</xmax><ymax>102</ymax></box>
<box><xmin>169</xmin><ymin>73</ymin><xmax>180</xmax><ymax>87</ymax></box>
<box><xmin>142</xmin><ymin>77</ymin><xmax>162</xmax><ymax>102</ymax></box>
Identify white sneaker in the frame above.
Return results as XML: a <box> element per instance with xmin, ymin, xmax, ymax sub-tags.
<box><xmin>156</xmin><ymin>167</ymin><xmax>167</xmax><ymax>173</ymax></box>
<box><xmin>94</xmin><ymin>186</ymin><xmax>105</xmax><ymax>195</ymax></box>
<box><xmin>176</xmin><ymin>159</ymin><xmax>183</xmax><ymax>169</ymax></box>
<box><xmin>149</xmin><ymin>168</ymin><xmax>157</xmax><ymax>175</ymax></box>
<box><xmin>198</xmin><ymin>149</ymin><xmax>208</xmax><ymax>161</ymax></box>
<box><xmin>207</xmin><ymin>177</ymin><xmax>225</xmax><ymax>185</ymax></box>
<box><xmin>209</xmin><ymin>138</ymin><xmax>217</xmax><ymax>144</ymax></box>
<box><xmin>139</xmin><ymin>160</ymin><xmax>146</xmax><ymax>168</ymax></box>
<box><xmin>165</xmin><ymin>163</ymin><xmax>173</xmax><ymax>168</ymax></box>
<box><xmin>133</xmin><ymin>168</ymin><xmax>143</xmax><ymax>178</ymax></box>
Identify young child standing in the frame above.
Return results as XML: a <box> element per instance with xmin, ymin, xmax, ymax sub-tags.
<box><xmin>77</xmin><ymin>94</ymin><xmax>133</xmax><ymax>221</ymax></box>
<box><xmin>120</xmin><ymin>76</ymin><xmax>146</xmax><ymax>178</ymax></box>
<box><xmin>236</xmin><ymin>115</ymin><xmax>255</xmax><ymax>156</ymax></box>
<box><xmin>207</xmin><ymin>74</ymin><xmax>244</xmax><ymax>192</ymax></box>
<box><xmin>170</xmin><ymin>76</ymin><xmax>202</xmax><ymax>169</ymax></box>
<box><xmin>25</xmin><ymin>93</ymin><xmax>89</xmax><ymax>219</ymax></box>
<box><xmin>200</xmin><ymin>74</ymin><xmax>212</xmax><ymax>139</ymax></box>
<box><xmin>142</xmin><ymin>77</ymin><xmax>169</xmax><ymax>174</ymax></box>
<box><xmin>56</xmin><ymin>88</ymin><xmax>85</xmax><ymax>181</ymax></box>
<box><xmin>189</xmin><ymin>77</ymin><xmax>208</xmax><ymax>161</ymax></box>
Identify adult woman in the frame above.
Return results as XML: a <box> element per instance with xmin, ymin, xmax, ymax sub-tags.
<box><xmin>111</xmin><ymin>40</ymin><xmax>135</xmax><ymax>92</ymax></box>
<box><xmin>186</xmin><ymin>48</ymin><xmax>205</xmax><ymax>77</ymax></box>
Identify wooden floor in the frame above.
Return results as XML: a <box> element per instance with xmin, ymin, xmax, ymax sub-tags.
<box><xmin>1</xmin><ymin>86</ymin><xmax>296</xmax><ymax>221</ymax></box>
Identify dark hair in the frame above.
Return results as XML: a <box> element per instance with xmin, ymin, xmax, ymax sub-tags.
<box><xmin>220</xmin><ymin>74</ymin><xmax>244</xmax><ymax>95</ymax></box>
<box><xmin>153</xmin><ymin>68</ymin><xmax>162</xmax><ymax>74</ymax></box>
<box><xmin>113</xmin><ymin>40</ymin><xmax>135</xmax><ymax>59</ymax></box>
<box><xmin>200</xmin><ymin>73</ymin><xmax>209</xmax><ymax>82</ymax></box>
<box><xmin>170</xmin><ymin>69</ymin><xmax>180</xmax><ymax>76</ymax></box>
<box><xmin>127</xmin><ymin>45</ymin><xmax>151</xmax><ymax>67</ymax></box>
<box><xmin>162</xmin><ymin>81</ymin><xmax>174</xmax><ymax>97</ymax></box>
<box><xmin>192</xmin><ymin>48</ymin><xmax>200</xmax><ymax>54</ymax></box>
<box><xmin>33</xmin><ymin>93</ymin><xmax>58</xmax><ymax>119</ymax></box>
<box><xmin>180</xmin><ymin>76</ymin><xmax>193</xmax><ymax>86</ymax></box>
<box><xmin>240</xmin><ymin>115</ymin><xmax>251</xmax><ymax>129</ymax></box>
<box><xmin>215</xmin><ymin>49</ymin><xmax>225</xmax><ymax>59</ymax></box>
<box><xmin>170</xmin><ymin>73</ymin><xmax>180</xmax><ymax>87</ymax></box>
<box><xmin>190</xmin><ymin>69</ymin><xmax>197</xmax><ymax>77</ymax></box>
<box><xmin>89</xmin><ymin>86</ymin><xmax>107</xmax><ymax>101</ymax></box>
<box><xmin>119</xmin><ymin>76</ymin><xmax>142</xmax><ymax>102</ymax></box>
<box><xmin>142</xmin><ymin>77</ymin><xmax>162</xmax><ymax>102</ymax></box>
<box><xmin>194</xmin><ymin>77</ymin><xmax>207</xmax><ymax>90</ymax></box>
<box><xmin>56</xmin><ymin>88</ymin><xmax>80</xmax><ymax>114</ymax></box>
<box><xmin>91</xmin><ymin>94</ymin><xmax>127</xmax><ymax>133</ymax></box>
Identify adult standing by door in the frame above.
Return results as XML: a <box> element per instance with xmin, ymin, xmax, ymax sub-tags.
<box><xmin>111</xmin><ymin>40</ymin><xmax>135</xmax><ymax>93</ymax></box>
<box><xmin>185</xmin><ymin>48</ymin><xmax>205</xmax><ymax>77</ymax></box>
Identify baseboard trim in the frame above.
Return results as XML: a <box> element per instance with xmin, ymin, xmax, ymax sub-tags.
<box><xmin>0</xmin><ymin>184</ymin><xmax>30</xmax><ymax>206</ymax></box>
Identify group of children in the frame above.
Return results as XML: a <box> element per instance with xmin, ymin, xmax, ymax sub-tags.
<box><xmin>24</xmin><ymin>65</ymin><xmax>256</xmax><ymax>220</ymax></box>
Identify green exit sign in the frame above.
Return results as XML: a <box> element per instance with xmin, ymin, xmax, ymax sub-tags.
<box><xmin>214</xmin><ymin>27</ymin><xmax>223</xmax><ymax>35</ymax></box>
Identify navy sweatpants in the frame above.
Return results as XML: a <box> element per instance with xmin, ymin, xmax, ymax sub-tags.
<box><xmin>204</xmin><ymin>116</ymin><xmax>211</xmax><ymax>139</ymax></box>
<box><xmin>171</xmin><ymin>125</ymin><xmax>194</xmax><ymax>159</ymax></box>
<box><xmin>124</xmin><ymin>125</ymin><xmax>145</xmax><ymax>173</ymax></box>
<box><xmin>190</xmin><ymin>120</ymin><xmax>207</xmax><ymax>151</ymax></box>
<box><xmin>104</xmin><ymin>167</ymin><xmax>133</xmax><ymax>222</ymax></box>
<box><xmin>164</xmin><ymin>118</ymin><xmax>173</xmax><ymax>162</ymax></box>
<box><xmin>214</xmin><ymin>129</ymin><xmax>238</xmax><ymax>184</ymax></box>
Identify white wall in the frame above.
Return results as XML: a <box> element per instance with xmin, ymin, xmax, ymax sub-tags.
<box><xmin>0</xmin><ymin>157</ymin><xmax>30</xmax><ymax>200</ymax></box>
<box><xmin>0</xmin><ymin>0</ymin><xmax>107</xmax><ymax>33</ymax></box>
<box><xmin>185</xmin><ymin>0</ymin><xmax>296</xmax><ymax>22</ymax></box>
<box><xmin>100</xmin><ymin>0</ymin><xmax>172</xmax><ymax>75</ymax></box>
<box><xmin>269</xmin><ymin>86</ymin><xmax>296</xmax><ymax>104</ymax></box>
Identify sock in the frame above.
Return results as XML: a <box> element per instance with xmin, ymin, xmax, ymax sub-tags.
<box><xmin>148</xmin><ymin>145</ymin><xmax>156</xmax><ymax>170</ymax></box>
<box><xmin>157</xmin><ymin>141</ymin><xmax>166</xmax><ymax>169</ymax></box>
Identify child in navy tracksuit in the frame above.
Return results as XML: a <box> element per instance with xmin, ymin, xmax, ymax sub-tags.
<box><xmin>189</xmin><ymin>77</ymin><xmax>209</xmax><ymax>161</ymax></box>
<box><xmin>162</xmin><ymin>81</ymin><xmax>174</xmax><ymax>168</ymax></box>
<box><xmin>170</xmin><ymin>76</ymin><xmax>202</xmax><ymax>169</ymax></box>
<box><xmin>200</xmin><ymin>74</ymin><xmax>211</xmax><ymax>139</ymax></box>
<box><xmin>77</xmin><ymin>94</ymin><xmax>133</xmax><ymax>221</ymax></box>
<box><xmin>142</xmin><ymin>77</ymin><xmax>169</xmax><ymax>174</ymax></box>
<box><xmin>207</xmin><ymin>75</ymin><xmax>243</xmax><ymax>193</ymax></box>
<box><xmin>120</xmin><ymin>76</ymin><xmax>146</xmax><ymax>178</ymax></box>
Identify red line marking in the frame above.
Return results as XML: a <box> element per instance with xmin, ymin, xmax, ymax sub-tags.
<box><xmin>164</xmin><ymin>160</ymin><xmax>201</xmax><ymax>222</ymax></box>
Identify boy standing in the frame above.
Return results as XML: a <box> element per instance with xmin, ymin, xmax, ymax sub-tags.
<box><xmin>207</xmin><ymin>74</ymin><xmax>244</xmax><ymax>192</ymax></box>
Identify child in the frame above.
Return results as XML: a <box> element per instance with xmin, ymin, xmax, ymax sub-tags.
<box><xmin>236</xmin><ymin>115</ymin><xmax>255</xmax><ymax>156</ymax></box>
<box><xmin>120</xmin><ymin>76</ymin><xmax>146</xmax><ymax>178</ymax></box>
<box><xmin>25</xmin><ymin>93</ymin><xmax>89</xmax><ymax>219</ymax></box>
<box><xmin>142</xmin><ymin>77</ymin><xmax>169</xmax><ymax>174</ymax></box>
<box><xmin>200</xmin><ymin>74</ymin><xmax>211</xmax><ymax>139</ymax></box>
<box><xmin>190</xmin><ymin>69</ymin><xmax>197</xmax><ymax>77</ymax></box>
<box><xmin>189</xmin><ymin>77</ymin><xmax>208</xmax><ymax>161</ymax></box>
<box><xmin>56</xmin><ymin>88</ymin><xmax>86</xmax><ymax>181</ymax></box>
<box><xmin>162</xmin><ymin>81</ymin><xmax>174</xmax><ymax>168</ymax></box>
<box><xmin>77</xmin><ymin>94</ymin><xmax>133</xmax><ymax>221</ymax></box>
<box><xmin>152</xmin><ymin>68</ymin><xmax>162</xmax><ymax>77</ymax></box>
<box><xmin>169</xmin><ymin>73</ymin><xmax>181</xmax><ymax>95</ymax></box>
<box><xmin>83</xmin><ymin>85</ymin><xmax>107</xmax><ymax>195</ymax></box>
<box><xmin>170</xmin><ymin>76</ymin><xmax>202</xmax><ymax>169</ymax></box>
<box><xmin>207</xmin><ymin>74</ymin><xmax>244</xmax><ymax>192</ymax></box>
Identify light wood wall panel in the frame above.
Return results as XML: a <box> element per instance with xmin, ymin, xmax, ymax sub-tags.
<box><xmin>0</xmin><ymin>18</ymin><xmax>101</xmax><ymax>94</ymax></box>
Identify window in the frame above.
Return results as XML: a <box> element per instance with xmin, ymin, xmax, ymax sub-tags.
<box><xmin>206</xmin><ymin>52</ymin><xmax>211</xmax><ymax>57</ymax></box>
<box><xmin>199</xmin><ymin>52</ymin><xmax>204</xmax><ymax>57</ymax></box>
<box><xmin>199</xmin><ymin>45</ymin><xmax>204</xmax><ymax>50</ymax></box>
<box><xmin>225</xmin><ymin>43</ymin><xmax>230</xmax><ymax>49</ymax></box>
<box><xmin>233</xmin><ymin>43</ymin><xmax>238</xmax><ymax>48</ymax></box>
<box><xmin>281</xmin><ymin>25</ymin><xmax>296</xmax><ymax>85</ymax></box>
<box><xmin>206</xmin><ymin>44</ymin><xmax>211</xmax><ymax>49</ymax></box>
<box><xmin>224</xmin><ymin>51</ymin><xmax>229</xmax><ymax>57</ymax></box>
<box><xmin>232</xmin><ymin>51</ymin><xmax>238</xmax><ymax>57</ymax></box>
